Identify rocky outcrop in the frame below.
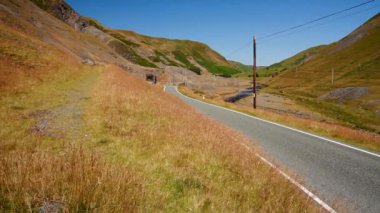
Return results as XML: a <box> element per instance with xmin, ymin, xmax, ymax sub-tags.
<box><xmin>32</xmin><ymin>0</ymin><xmax>89</xmax><ymax>31</ymax></box>
<box><xmin>51</xmin><ymin>1</ymin><xmax>88</xmax><ymax>30</ymax></box>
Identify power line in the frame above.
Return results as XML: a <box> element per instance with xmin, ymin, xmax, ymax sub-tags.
<box><xmin>257</xmin><ymin>0</ymin><xmax>376</xmax><ymax>40</ymax></box>
<box><xmin>225</xmin><ymin>40</ymin><xmax>252</xmax><ymax>58</ymax></box>
<box><xmin>225</xmin><ymin>0</ymin><xmax>377</xmax><ymax>57</ymax></box>
<box><xmin>259</xmin><ymin>4</ymin><xmax>380</xmax><ymax>44</ymax></box>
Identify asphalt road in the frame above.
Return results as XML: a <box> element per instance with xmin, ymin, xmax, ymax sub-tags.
<box><xmin>166</xmin><ymin>86</ymin><xmax>380</xmax><ymax>213</ymax></box>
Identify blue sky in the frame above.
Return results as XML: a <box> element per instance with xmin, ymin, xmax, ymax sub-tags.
<box><xmin>66</xmin><ymin>0</ymin><xmax>379</xmax><ymax>66</ymax></box>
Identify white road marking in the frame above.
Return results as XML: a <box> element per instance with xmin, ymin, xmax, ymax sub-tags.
<box><xmin>257</xmin><ymin>154</ymin><xmax>336</xmax><ymax>212</ymax></box>
<box><xmin>173</xmin><ymin>86</ymin><xmax>380</xmax><ymax>158</ymax></box>
<box><xmin>241</xmin><ymin>142</ymin><xmax>336</xmax><ymax>212</ymax></box>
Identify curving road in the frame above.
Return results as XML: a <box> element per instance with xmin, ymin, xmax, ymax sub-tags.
<box><xmin>166</xmin><ymin>86</ymin><xmax>380</xmax><ymax>213</ymax></box>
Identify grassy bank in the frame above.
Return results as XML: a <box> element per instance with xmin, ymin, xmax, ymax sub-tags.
<box><xmin>0</xmin><ymin>25</ymin><xmax>141</xmax><ymax>211</ymax></box>
<box><xmin>85</xmin><ymin>65</ymin><xmax>321</xmax><ymax>211</ymax></box>
<box><xmin>0</xmin><ymin>60</ymin><xmax>321</xmax><ymax>211</ymax></box>
<box><xmin>179</xmin><ymin>87</ymin><xmax>380</xmax><ymax>153</ymax></box>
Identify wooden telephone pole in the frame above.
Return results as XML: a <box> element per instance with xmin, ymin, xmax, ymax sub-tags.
<box><xmin>253</xmin><ymin>36</ymin><xmax>257</xmax><ymax>109</ymax></box>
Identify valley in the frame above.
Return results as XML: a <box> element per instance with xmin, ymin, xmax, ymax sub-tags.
<box><xmin>0</xmin><ymin>0</ymin><xmax>379</xmax><ymax>212</ymax></box>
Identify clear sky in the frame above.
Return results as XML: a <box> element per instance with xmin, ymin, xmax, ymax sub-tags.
<box><xmin>66</xmin><ymin>0</ymin><xmax>379</xmax><ymax>66</ymax></box>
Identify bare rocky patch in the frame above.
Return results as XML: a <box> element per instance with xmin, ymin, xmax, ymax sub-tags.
<box><xmin>318</xmin><ymin>87</ymin><xmax>369</xmax><ymax>104</ymax></box>
<box><xmin>237</xmin><ymin>92</ymin><xmax>325</xmax><ymax>120</ymax></box>
<box><xmin>38</xmin><ymin>199</ymin><xmax>65</xmax><ymax>213</ymax></box>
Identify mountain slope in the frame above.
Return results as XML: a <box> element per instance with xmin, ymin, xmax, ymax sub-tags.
<box><xmin>262</xmin><ymin>13</ymin><xmax>380</xmax><ymax>132</ymax></box>
<box><xmin>26</xmin><ymin>0</ymin><xmax>242</xmax><ymax>76</ymax></box>
<box><xmin>111</xmin><ymin>29</ymin><xmax>240</xmax><ymax>75</ymax></box>
<box><xmin>1</xmin><ymin>0</ymin><xmax>130</xmax><ymax>65</ymax></box>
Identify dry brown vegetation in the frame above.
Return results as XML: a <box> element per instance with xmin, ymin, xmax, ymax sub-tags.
<box><xmin>180</xmin><ymin>87</ymin><xmax>380</xmax><ymax>152</ymax></box>
<box><xmin>0</xmin><ymin>59</ymin><xmax>322</xmax><ymax>211</ymax></box>
<box><xmin>0</xmin><ymin>145</ymin><xmax>141</xmax><ymax>212</ymax></box>
<box><xmin>0</xmin><ymin>24</ymin><xmax>142</xmax><ymax>211</ymax></box>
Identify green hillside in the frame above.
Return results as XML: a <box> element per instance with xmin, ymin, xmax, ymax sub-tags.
<box><xmin>113</xmin><ymin>30</ymin><xmax>242</xmax><ymax>76</ymax></box>
<box><xmin>262</xmin><ymin>13</ymin><xmax>380</xmax><ymax>132</ymax></box>
<box><xmin>262</xmin><ymin>45</ymin><xmax>326</xmax><ymax>77</ymax></box>
<box><xmin>229</xmin><ymin>60</ymin><xmax>251</xmax><ymax>72</ymax></box>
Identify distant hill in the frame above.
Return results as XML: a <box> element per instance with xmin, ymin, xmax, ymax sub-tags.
<box><xmin>109</xmin><ymin>29</ymin><xmax>241</xmax><ymax>76</ymax></box>
<box><xmin>21</xmin><ymin>0</ymin><xmax>244</xmax><ymax>76</ymax></box>
<box><xmin>229</xmin><ymin>61</ymin><xmax>252</xmax><ymax>73</ymax></box>
<box><xmin>262</xmin><ymin>13</ymin><xmax>380</xmax><ymax>131</ymax></box>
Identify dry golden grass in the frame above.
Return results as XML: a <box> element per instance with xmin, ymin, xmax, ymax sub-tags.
<box><xmin>0</xmin><ymin>25</ymin><xmax>143</xmax><ymax>211</ymax></box>
<box><xmin>0</xmin><ymin>70</ymin><xmax>144</xmax><ymax>212</ymax></box>
<box><xmin>0</xmin><ymin>144</ymin><xmax>142</xmax><ymax>212</ymax></box>
<box><xmin>0</xmin><ymin>24</ymin><xmax>80</xmax><ymax>93</ymax></box>
<box><xmin>84</xmin><ymin>65</ymin><xmax>322</xmax><ymax>211</ymax></box>
<box><xmin>180</xmin><ymin>87</ymin><xmax>380</xmax><ymax>152</ymax></box>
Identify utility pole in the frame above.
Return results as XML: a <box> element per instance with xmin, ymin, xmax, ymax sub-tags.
<box><xmin>253</xmin><ymin>36</ymin><xmax>257</xmax><ymax>109</ymax></box>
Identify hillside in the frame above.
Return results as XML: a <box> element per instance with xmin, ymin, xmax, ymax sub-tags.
<box><xmin>114</xmin><ymin>30</ymin><xmax>243</xmax><ymax>76</ymax></box>
<box><xmin>22</xmin><ymin>0</ymin><xmax>243</xmax><ymax>77</ymax></box>
<box><xmin>261</xmin><ymin>13</ymin><xmax>380</xmax><ymax>132</ymax></box>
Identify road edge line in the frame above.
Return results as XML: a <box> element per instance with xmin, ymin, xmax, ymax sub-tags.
<box><xmin>174</xmin><ymin>86</ymin><xmax>380</xmax><ymax>158</ymax></box>
<box><xmin>256</xmin><ymin>153</ymin><xmax>336</xmax><ymax>213</ymax></box>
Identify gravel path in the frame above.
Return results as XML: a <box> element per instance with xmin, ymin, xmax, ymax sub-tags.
<box><xmin>30</xmin><ymin>73</ymin><xmax>98</xmax><ymax>141</ymax></box>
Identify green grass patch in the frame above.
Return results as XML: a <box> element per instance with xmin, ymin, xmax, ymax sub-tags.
<box><xmin>172</xmin><ymin>50</ymin><xmax>201</xmax><ymax>74</ymax></box>
<box><xmin>192</xmin><ymin>51</ymin><xmax>240</xmax><ymax>76</ymax></box>
<box><xmin>290</xmin><ymin>95</ymin><xmax>378</xmax><ymax>133</ymax></box>
<box><xmin>109</xmin><ymin>32</ymin><xmax>140</xmax><ymax>48</ymax></box>
<box><xmin>108</xmin><ymin>40</ymin><xmax>157</xmax><ymax>68</ymax></box>
<box><xmin>150</xmin><ymin>50</ymin><xmax>179</xmax><ymax>66</ymax></box>
<box><xmin>30</xmin><ymin>0</ymin><xmax>51</xmax><ymax>10</ymax></box>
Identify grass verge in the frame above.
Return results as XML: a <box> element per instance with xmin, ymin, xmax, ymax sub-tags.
<box><xmin>179</xmin><ymin>86</ymin><xmax>380</xmax><ymax>153</ymax></box>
